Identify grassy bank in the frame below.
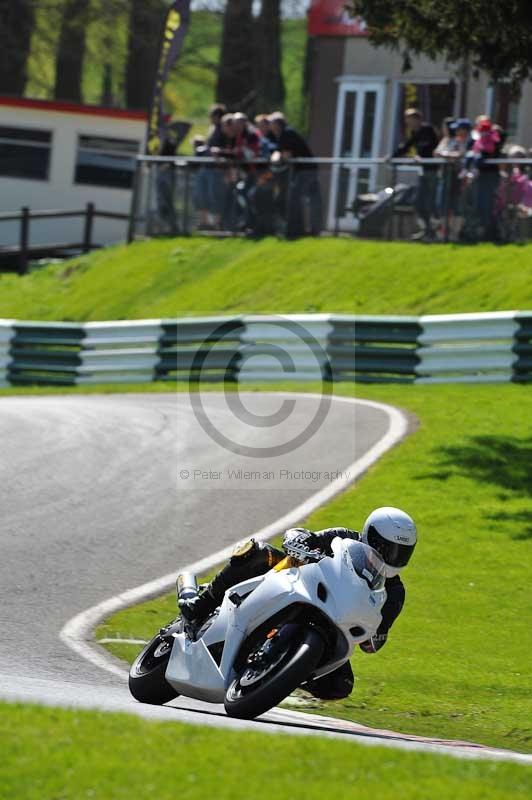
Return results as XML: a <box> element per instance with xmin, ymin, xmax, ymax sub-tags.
<box><xmin>96</xmin><ymin>382</ymin><xmax>532</xmax><ymax>753</ymax></box>
<box><xmin>1</xmin><ymin>703</ymin><xmax>530</xmax><ymax>800</ymax></box>
<box><xmin>1</xmin><ymin>238</ymin><xmax>531</xmax><ymax>321</ymax></box>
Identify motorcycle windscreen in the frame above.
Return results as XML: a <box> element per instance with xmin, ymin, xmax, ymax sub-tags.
<box><xmin>345</xmin><ymin>540</ymin><xmax>386</xmax><ymax>591</ymax></box>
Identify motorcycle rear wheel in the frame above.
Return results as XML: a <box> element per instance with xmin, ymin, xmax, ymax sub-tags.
<box><xmin>224</xmin><ymin>626</ymin><xmax>324</xmax><ymax>720</ymax></box>
<box><xmin>129</xmin><ymin>633</ymin><xmax>178</xmax><ymax>705</ymax></box>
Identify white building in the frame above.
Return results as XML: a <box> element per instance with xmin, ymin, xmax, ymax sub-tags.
<box><xmin>0</xmin><ymin>96</ymin><xmax>147</xmax><ymax>249</ymax></box>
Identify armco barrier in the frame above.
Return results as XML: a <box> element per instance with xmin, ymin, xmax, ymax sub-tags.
<box><xmin>0</xmin><ymin>313</ymin><xmax>530</xmax><ymax>386</ymax></box>
<box><xmin>0</xmin><ymin>320</ymin><xmax>15</xmax><ymax>388</ymax></box>
<box><xmin>239</xmin><ymin>315</ymin><xmax>332</xmax><ymax>382</ymax></box>
<box><xmin>415</xmin><ymin>312</ymin><xmax>520</xmax><ymax>384</ymax></box>
<box><xmin>514</xmin><ymin>312</ymin><xmax>532</xmax><ymax>383</ymax></box>
<box><xmin>328</xmin><ymin>315</ymin><xmax>421</xmax><ymax>383</ymax></box>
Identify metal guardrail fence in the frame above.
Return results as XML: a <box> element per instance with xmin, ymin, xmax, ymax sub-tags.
<box><xmin>1</xmin><ymin>314</ymin><xmax>530</xmax><ymax>387</ymax></box>
<box><xmin>0</xmin><ymin>204</ymin><xmax>129</xmax><ymax>274</ymax></box>
<box><xmin>128</xmin><ymin>156</ymin><xmax>532</xmax><ymax>244</ymax></box>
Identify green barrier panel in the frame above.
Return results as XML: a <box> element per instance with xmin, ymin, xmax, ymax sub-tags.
<box><xmin>512</xmin><ymin>314</ymin><xmax>532</xmax><ymax>383</ymax></box>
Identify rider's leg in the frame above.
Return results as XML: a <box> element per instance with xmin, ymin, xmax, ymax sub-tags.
<box><xmin>179</xmin><ymin>539</ymin><xmax>285</xmax><ymax>625</ymax></box>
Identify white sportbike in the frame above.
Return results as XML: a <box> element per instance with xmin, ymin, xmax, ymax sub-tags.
<box><xmin>129</xmin><ymin>537</ymin><xmax>387</xmax><ymax>719</ymax></box>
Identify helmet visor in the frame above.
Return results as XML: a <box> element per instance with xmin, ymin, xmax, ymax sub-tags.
<box><xmin>366</xmin><ymin>524</ymin><xmax>415</xmax><ymax>569</ymax></box>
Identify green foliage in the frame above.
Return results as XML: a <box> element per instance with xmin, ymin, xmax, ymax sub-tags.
<box><xmin>347</xmin><ymin>0</ymin><xmax>532</xmax><ymax>84</ymax></box>
<box><xmin>1</xmin><ymin>238</ymin><xmax>531</xmax><ymax>321</ymax></box>
<box><xmin>97</xmin><ymin>382</ymin><xmax>532</xmax><ymax>753</ymax></box>
<box><xmin>24</xmin><ymin>8</ymin><xmax>307</xmax><ymax>145</ymax></box>
<box><xmin>1</xmin><ymin>702</ymin><xmax>531</xmax><ymax>800</ymax></box>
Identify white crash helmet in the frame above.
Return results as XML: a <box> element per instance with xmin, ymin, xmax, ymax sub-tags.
<box><xmin>361</xmin><ymin>507</ymin><xmax>417</xmax><ymax>578</ymax></box>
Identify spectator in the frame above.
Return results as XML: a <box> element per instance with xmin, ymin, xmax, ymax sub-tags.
<box><xmin>156</xmin><ymin>133</ymin><xmax>177</xmax><ymax>233</ymax></box>
<box><xmin>435</xmin><ymin>118</ymin><xmax>469</xmax><ymax>241</ymax></box>
<box><xmin>496</xmin><ymin>145</ymin><xmax>532</xmax><ymax>214</ymax></box>
<box><xmin>202</xmin><ymin>106</ymin><xmax>231</xmax><ymax>228</ymax></box>
<box><xmin>207</xmin><ymin>104</ymin><xmax>226</xmax><ymax>147</ymax></box>
<box><xmin>393</xmin><ymin>108</ymin><xmax>439</xmax><ymax>241</ymax></box>
<box><xmin>191</xmin><ymin>135</ymin><xmax>214</xmax><ymax>230</ymax></box>
<box><xmin>269</xmin><ymin>111</ymin><xmax>322</xmax><ymax>238</ymax></box>
<box><xmin>232</xmin><ymin>112</ymin><xmax>261</xmax><ymax>161</ymax></box>
<box><xmin>255</xmin><ymin>114</ymin><xmax>277</xmax><ymax>156</ymax></box>
<box><xmin>465</xmin><ymin>115</ymin><xmax>503</xmax><ymax>240</ymax></box>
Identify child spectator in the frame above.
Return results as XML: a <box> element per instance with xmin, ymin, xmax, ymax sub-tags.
<box><xmin>463</xmin><ymin>116</ymin><xmax>503</xmax><ymax>240</ymax></box>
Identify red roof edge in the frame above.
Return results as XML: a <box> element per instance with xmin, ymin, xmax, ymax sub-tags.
<box><xmin>0</xmin><ymin>95</ymin><xmax>147</xmax><ymax>122</ymax></box>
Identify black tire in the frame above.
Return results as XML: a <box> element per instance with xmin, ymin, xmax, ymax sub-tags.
<box><xmin>128</xmin><ymin>633</ymin><xmax>178</xmax><ymax>705</ymax></box>
<box><xmin>224</xmin><ymin>626</ymin><xmax>324</xmax><ymax>720</ymax></box>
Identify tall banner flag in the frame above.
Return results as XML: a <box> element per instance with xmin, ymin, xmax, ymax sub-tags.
<box><xmin>146</xmin><ymin>0</ymin><xmax>191</xmax><ymax>155</ymax></box>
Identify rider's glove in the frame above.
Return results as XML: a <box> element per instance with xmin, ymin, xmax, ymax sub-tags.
<box><xmin>283</xmin><ymin>528</ymin><xmax>321</xmax><ymax>563</ymax></box>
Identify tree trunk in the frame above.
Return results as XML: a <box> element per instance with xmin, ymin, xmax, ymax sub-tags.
<box><xmin>126</xmin><ymin>0</ymin><xmax>164</xmax><ymax>111</ymax></box>
<box><xmin>216</xmin><ymin>0</ymin><xmax>255</xmax><ymax>114</ymax></box>
<box><xmin>255</xmin><ymin>0</ymin><xmax>285</xmax><ymax>113</ymax></box>
<box><xmin>0</xmin><ymin>0</ymin><xmax>35</xmax><ymax>96</ymax></box>
<box><xmin>53</xmin><ymin>0</ymin><xmax>91</xmax><ymax>102</ymax></box>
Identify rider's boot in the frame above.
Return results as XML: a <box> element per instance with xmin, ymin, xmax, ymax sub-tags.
<box><xmin>178</xmin><ymin>586</ymin><xmax>218</xmax><ymax>627</ymax></box>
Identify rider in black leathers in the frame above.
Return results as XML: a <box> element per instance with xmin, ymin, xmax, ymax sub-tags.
<box><xmin>179</xmin><ymin>511</ymin><xmax>416</xmax><ymax>701</ymax></box>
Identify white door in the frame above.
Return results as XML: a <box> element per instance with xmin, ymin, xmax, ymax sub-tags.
<box><xmin>328</xmin><ymin>81</ymin><xmax>385</xmax><ymax>231</ymax></box>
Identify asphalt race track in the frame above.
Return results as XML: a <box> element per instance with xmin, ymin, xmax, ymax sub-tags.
<box><xmin>1</xmin><ymin>392</ymin><xmax>530</xmax><ymax>764</ymax></box>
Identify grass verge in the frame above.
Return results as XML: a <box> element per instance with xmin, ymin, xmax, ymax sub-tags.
<box><xmin>95</xmin><ymin>382</ymin><xmax>532</xmax><ymax>753</ymax></box>
<box><xmin>1</xmin><ymin>238</ymin><xmax>531</xmax><ymax>320</ymax></box>
<box><xmin>1</xmin><ymin>702</ymin><xmax>531</xmax><ymax>800</ymax></box>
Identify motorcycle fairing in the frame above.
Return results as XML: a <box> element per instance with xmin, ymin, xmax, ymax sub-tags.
<box><xmin>165</xmin><ymin>538</ymin><xmax>386</xmax><ymax>703</ymax></box>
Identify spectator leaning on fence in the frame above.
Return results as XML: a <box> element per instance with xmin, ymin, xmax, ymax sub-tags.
<box><xmin>156</xmin><ymin>133</ymin><xmax>178</xmax><ymax>233</ymax></box>
<box><xmin>192</xmin><ymin>134</ymin><xmax>215</xmax><ymax>230</ymax></box>
<box><xmin>393</xmin><ymin>108</ymin><xmax>439</xmax><ymax>241</ymax></box>
<box><xmin>434</xmin><ymin>117</ymin><xmax>470</xmax><ymax>241</ymax></box>
<box><xmin>192</xmin><ymin>104</ymin><xmax>228</xmax><ymax>230</ymax></box>
<box><xmin>269</xmin><ymin>111</ymin><xmax>322</xmax><ymax>238</ymax></box>
<box><xmin>255</xmin><ymin>114</ymin><xmax>277</xmax><ymax>156</ymax></box>
<box><xmin>232</xmin><ymin>112</ymin><xmax>261</xmax><ymax>162</ymax></box>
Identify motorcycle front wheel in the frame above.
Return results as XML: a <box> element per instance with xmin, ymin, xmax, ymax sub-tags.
<box><xmin>129</xmin><ymin>633</ymin><xmax>178</xmax><ymax>705</ymax></box>
<box><xmin>224</xmin><ymin>625</ymin><xmax>324</xmax><ymax>720</ymax></box>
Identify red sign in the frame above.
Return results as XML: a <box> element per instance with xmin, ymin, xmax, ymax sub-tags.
<box><xmin>308</xmin><ymin>1</ymin><xmax>368</xmax><ymax>37</ymax></box>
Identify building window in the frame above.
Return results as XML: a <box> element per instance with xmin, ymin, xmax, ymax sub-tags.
<box><xmin>75</xmin><ymin>135</ymin><xmax>139</xmax><ymax>189</ymax></box>
<box><xmin>0</xmin><ymin>126</ymin><xmax>52</xmax><ymax>181</ymax></box>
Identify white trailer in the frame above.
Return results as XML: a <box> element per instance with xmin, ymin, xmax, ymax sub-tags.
<box><xmin>0</xmin><ymin>96</ymin><xmax>147</xmax><ymax>249</ymax></box>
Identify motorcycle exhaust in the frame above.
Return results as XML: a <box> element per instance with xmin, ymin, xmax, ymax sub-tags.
<box><xmin>176</xmin><ymin>572</ymin><xmax>198</xmax><ymax>602</ymax></box>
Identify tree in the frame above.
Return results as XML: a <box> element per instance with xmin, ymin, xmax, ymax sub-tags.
<box><xmin>216</xmin><ymin>0</ymin><xmax>255</xmax><ymax>112</ymax></box>
<box><xmin>0</xmin><ymin>0</ymin><xmax>35</xmax><ymax>95</ymax></box>
<box><xmin>126</xmin><ymin>0</ymin><xmax>165</xmax><ymax>110</ymax></box>
<box><xmin>346</xmin><ymin>0</ymin><xmax>532</xmax><ymax>84</ymax></box>
<box><xmin>53</xmin><ymin>0</ymin><xmax>91</xmax><ymax>102</ymax></box>
<box><xmin>255</xmin><ymin>0</ymin><xmax>285</xmax><ymax>113</ymax></box>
